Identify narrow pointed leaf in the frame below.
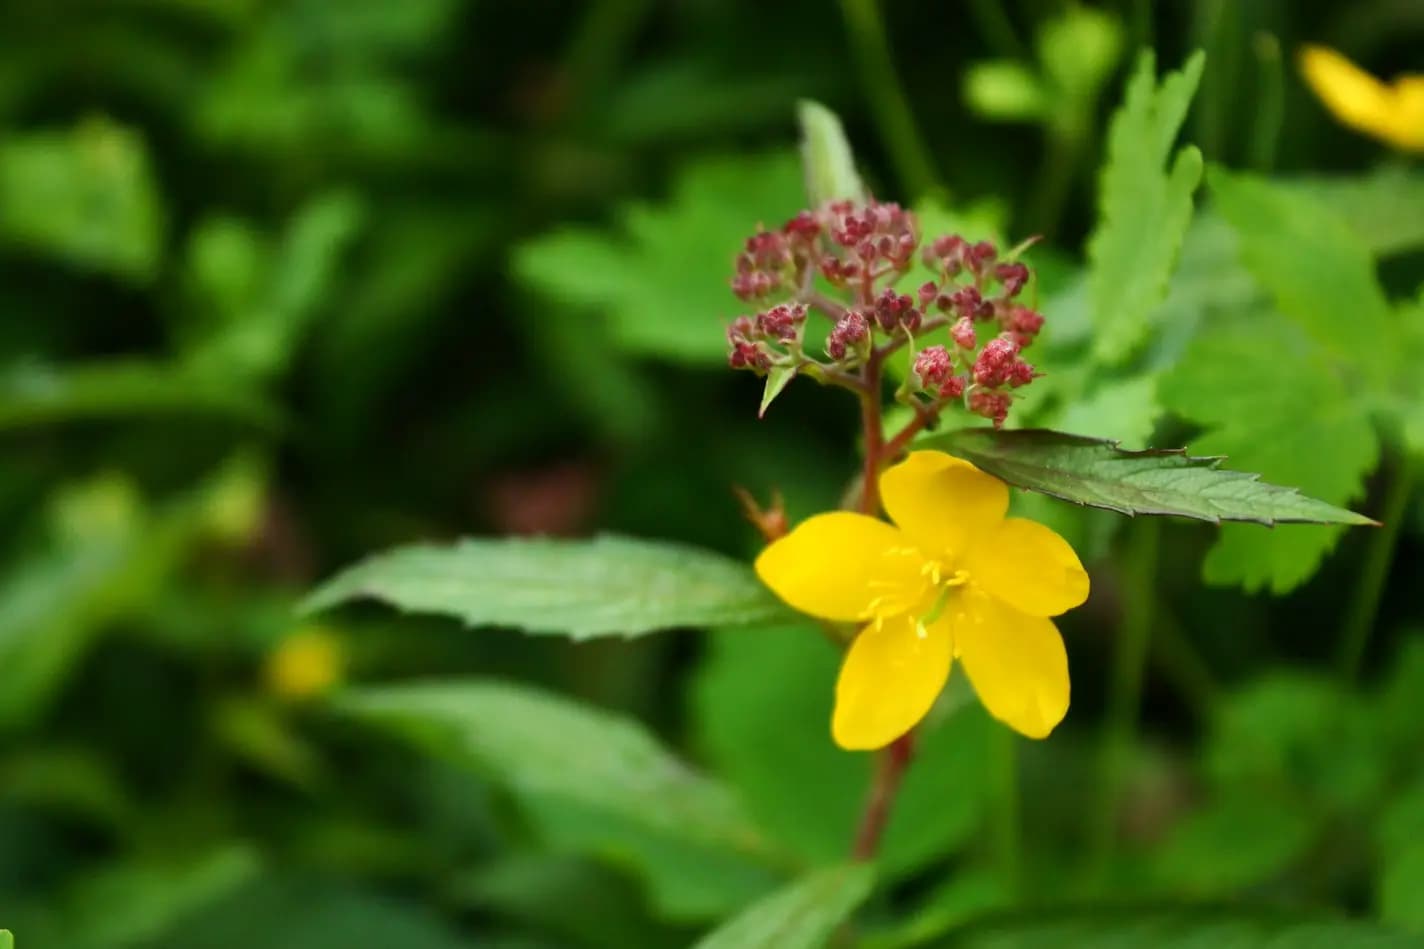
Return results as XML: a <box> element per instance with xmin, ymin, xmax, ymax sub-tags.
<box><xmin>303</xmin><ymin>535</ymin><xmax>791</xmax><ymax>639</ymax></box>
<box><xmin>759</xmin><ymin>365</ymin><xmax>797</xmax><ymax>417</ymax></box>
<box><xmin>798</xmin><ymin>101</ymin><xmax>865</xmax><ymax>207</ymax></box>
<box><xmin>694</xmin><ymin>864</ymin><xmax>876</xmax><ymax>949</ymax></box>
<box><xmin>925</xmin><ymin>429</ymin><xmax>1376</xmax><ymax>526</ymax></box>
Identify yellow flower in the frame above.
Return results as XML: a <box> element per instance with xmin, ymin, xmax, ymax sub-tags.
<box><xmin>265</xmin><ymin>627</ymin><xmax>346</xmax><ymax>700</ymax></box>
<box><xmin>755</xmin><ymin>451</ymin><xmax>1089</xmax><ymax>750</ymax></box>
<box><xmin>1299</xmin><ymin>45</ymin><xmax>1424</xmax><ymax>152</ymax></box>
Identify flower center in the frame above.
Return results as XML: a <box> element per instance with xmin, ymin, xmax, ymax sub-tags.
<box><xmin>861</xmin><ymin>546</ymin><xmax>971</xmax><ymax>632</ymax></box>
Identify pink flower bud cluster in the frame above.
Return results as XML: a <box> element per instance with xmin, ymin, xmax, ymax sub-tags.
<box><xmin>724</xmin><ymin>197</ymin><xmax>1049</xmax><ymax>428</ymax></box>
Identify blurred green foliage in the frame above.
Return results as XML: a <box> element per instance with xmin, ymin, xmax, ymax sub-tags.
<box><xmin>3</xmin><ymin>0</ymin><xmax>1424</xmax><ymax>947</ymax></box>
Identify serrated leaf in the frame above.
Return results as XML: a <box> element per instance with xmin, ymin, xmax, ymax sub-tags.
<box><xmin>1159</xmin><ymin>318</ymin><xmax>1381</xmax><ymax>592</ymax></box>
<box><xmin>336</xmin><ymin>680</ymin><xmax>779</xmax><ymax>863</ymax></box>
<box><xmin>759</xmin><ymin>365</ymin><xmax>797</xmax><ymax>417</ymax></box>
<box><xmin>692</xmin><ymin>624</ymin><xmax>988</xmax><ymax>878</ymax></box>
<box><xmin>923</xmin><ymin>428</ymin><xmax>1375</xmax><ymax>526</ymax></box>
<box><xmin>514</xmin><ymin>152</ymin><xmax>803</xmax><ymax>364</ymax></box>
<box><xmin>1088</xmin><ymin>50</ymin><xmax>1205</xmax><ymax>365</ymax></box>
<box><xmin>798</xmin><ymin>101</ymin><xmax>865</xmax><ymax>206</ymax></box>
<box><xmin>303</xmin><ymin>535</ymin><xmax>789</xmax><ymax>639</ymax></box>
<box><xmin>693</xmin><ymin>864</ymin><xmax>875</xmax><ymax>949</ymax></box>
<box><xmin>1210</xmin><ymin>166</ymin><xmax>1392</xmax><ymax>365</ymax></box>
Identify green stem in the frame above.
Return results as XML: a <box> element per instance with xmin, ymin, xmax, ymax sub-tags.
<box><xmin>1337</xmin><ymin>460</ymin><xmax>1415</xmax><ymax>684</ymax></box>
<box><xmin>1087</xmin><ymin>519</ymin><xmax>1159</xmax><ymax>887</ymax></box>
<box><xmin>839</xmin><ymin>0</ymin><xmax>941</xmax><ymax>199</ymax></box>
<box><xmin>966</xmin><ymin>0</ymin><xmax>1026</xmax><ymax>58</ymax></box>
<box><xmin>994</xmin><ymin>727</ymin><xmax>1021</xmax><ymax>899</ymax></box>
<box><xmin>1247</xmin><ymin>32</ymin><xmax>1284</xmax><ymax>171</ymax></box>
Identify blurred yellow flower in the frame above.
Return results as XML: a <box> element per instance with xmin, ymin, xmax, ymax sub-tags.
<box><xmin>1299</xmin><ymin>45</ymin><xmax>1424</xmax><ymax>152</ymax></box>
<box><xmin>756</xmin><ymin>451</ymin><xmax>1088</xmax><ymax>750</ymax></box>
<box><xmin>265</xmin><ymin>627</ymin><xmax>346</xmax><ymax>700</ymax></box>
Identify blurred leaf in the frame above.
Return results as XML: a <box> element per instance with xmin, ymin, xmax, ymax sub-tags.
<box><xmin>304</xmin><ymin>535</ymin><xmax>790</xmax><ymax>639</ymax></box>
<box><xmin>863</xmin><ymin>869</ymin><xmax>1008</xmax><ymax>949</ymax></box>
<box><xmin>60</xmin><ymin>846</ymin><xmax>260</xmax><ymax>949</ymax></box>
<box><xmin>1035</xmin><ymin>7</ymin><xmax>1124</xmax><ymax>109</ymax></box>
<box><xmin>1207</xmin><ymin>672</ymin><xmax>1383</xmax><ymax>813</ymax></box>
<box><xmin>942</xmin><ymin>909</ymin><xmax>1418</xmax><ymax>947</ymax></box>
<box><xmin>457</xmin><ymin>852</ymin><xmax>688</xmax><ymax>949</ymax></box>
<box><xmin>183</xmin><ymin>192</ymin><xmax>365</xmax><ymax>382</ymax></box>
<box><xmin>0</xmin><ymin>118</ymin><xmax>163</xmax><ymax>281</ymax></box>
<box><xmin>1051</xmin><ymin>374</ymin><xmax>1159</xmax><ymax>446</ymax></box>
<box><xmin>0</xmin><ymin>747</ymin><xmax>134</xmax><ymax>830</ymax></box>
<box><xmin>693</xmin><ymin>864</ymin><xmax>875</xmax><ymax>949</ymax></box>
<box><xmin>923</xmin><ymin>429</ymin><xmax>1374</xmax><ymax>525</ymax></box>
<box><xmin>336</xmin><ymin>680</ymin><xmax>781</xmax><ymax>862</ymax></box>
<box><xmin>602</xmin><ymin>62</ymin><xmax>816</xmax><ymax>144</ymax></box>
<box><xmin>1155</xmin><ymin>794</ymin><xmax>1316</xmax><ymax>895</ymax></box>
<box><xmin>1159</xmin><ymin>318</ymin><xmax>1380</xmax><ymax>592</ymax></box>
<box><xmin>1209</xmin><ymin>166</ymin><xmax>1392</xmax><ymax>367</ymax></box>
<box><xmin>798</xmin><ymin>101</ymin><xmax>865</xmax><ymax>206</ymax></box>
<box><xmin>514</xmin><ymin>152</ymin><xmax>803</xmax><ymax>364</ymax></box>
<box><xmin>523</xmin><ymin>796</ymin><xmax>781</xmax><ymax>921</ymax></box>
<box><xmin>1284</xmin><ymin>166</ymin><xmax>1424</xmax><ymax>257</ymax></box>
<box><xmin>1379</xmin><ymin>842</ymin><xmax>1424</xmax><ymax>934</ymax></box>
<box><xmin>1087</xmin><ymin>51</ymin><xmax>1205</xmax><ymax>365</ymax></box>
<box><xmin>1379</xmin><ymin>780</ymin><xmax>1424</xmax><ymax>863</ymax></box>
<box><xmin>964</xmin><ymin>61</ymin><xmax>1046</xmax><ymax>122</ymax></box>
<box><xmin>0</xmin><ymin>930</ymin><xmax>9</xmax><ymax>949</ymax></box>
<box><xmin>0</xmin><ymin>458</ymin><xmax>257</xmax><ymax>730</ymax></box>
<box><xmin>692</xmin><ymin>624</ymin><xmax>988</xmax><ymax>878</ymax></box>
<box><xmin>148</xmin><ymin>876</ymin><xmax>481</xmax><ymax>949</ymax></box>
<box><xmin>0</xmin><ymin>360</ymin><xmax>280</xmax><ymax>430</ymax></box>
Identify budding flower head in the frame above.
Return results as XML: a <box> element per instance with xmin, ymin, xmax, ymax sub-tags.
<box><xmin>913</xmin><ymin>345</ymin><xmax>952</xmax><ymax>387</ymax></box>
<box><xmin>827</xmin><ymin>310</ymin><xmax>870</xmax><ymax>360</ymax></box>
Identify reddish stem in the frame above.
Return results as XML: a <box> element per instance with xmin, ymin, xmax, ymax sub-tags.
<box><xmin>851</xmin><ymin>731</ymin><xmax>916</xmax><ymax>860</ymax></box>
<box><xmin>858</xmin><ymin>354</ymin><xmax>885</xmax><ymax>515</ymax></box>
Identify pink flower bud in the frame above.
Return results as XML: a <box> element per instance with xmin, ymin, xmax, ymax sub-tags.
<box><xmin>972</xmin><ymin>336</ymin><xmax>1020</xmax><ymax>387</ymax></box>
<box><xmin>995</xmin><ymin>261</ymin><xmax>1029</xmax><ymax>297</ymax></box>
<box><xmin>951</xmin><ymin>316</ymin><xmax>976</xmax><ymax>349</ymax></box>
<box><xmin>940</xmin><ymin>375</ymin><xmax>966</xmax><ymax>399</ymax></box>
<box><xmin>913</xmin><ymin>345</ymin><xmax>952</xmax><ymax>387</ymax></box>
<box><xmin>917</xmin><ymin>281</ymin><xmax>938</xmax><ymax>307</ymax></box>
<box><xmin>969</xmin><ymin>389</ymin><xmax>1011</xmax><ymax>427</ymax></box>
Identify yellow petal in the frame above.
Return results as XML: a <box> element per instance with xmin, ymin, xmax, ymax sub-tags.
<box><xmin>1388</xmin><ymin>77</ymin><xmax>1424</xmax><ymax>151</ymax></box>
<box><xmin>1299</xmin><ymin>45</ymin><xmax>1405</xmax><ymax>146</ymax></box>
<box><xmin>954</xmin><ymin>590</ymin><xmax>1069</xmax><ymax>739</ymax></box>
<box><xmin>965</xmin><ymin>517</ymin><xmax>1090</xmax><ymax>617</ymax></box>
<box><xmin>832</xmin><ymin>612</ymin><xmax>953</xmax><ymax>750</ymax></box>
<box><xmin>878</xmin><ymin>451</ymin><xmax>1008</xmax><ymax>558</ymax></box>
<box><xmin>754</xmin><ymin>512</ymin><xmax>915</xmax><ymax>622</ymax></box>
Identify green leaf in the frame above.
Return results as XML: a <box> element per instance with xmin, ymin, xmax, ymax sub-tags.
<box><xmin>692</xmin><ymin>624</ymin><xmax>988</xmax><ymax>878</ymax></box>
<box><xmin>693</xmin><ymin>864</ymin><xmax>875</xmax><ymax>949</ymax></box>
<box><xmin>1159</xmin><ymin>318</ymin><xmax>1380</xmax><ymax>592</ymax></box>
<box><xmin>1284</xmin><ymin>166</ymin><xmax>1424</xmax><ymax>257</ymax></box>
<box><xmin>0</xmin><ymin>360</ymin><xmax>280</xmax><ymax>430</ymax></box>
<box><xmin>303</xmin><ymin>535</ymin><xmax>789</xmax><ymax>639</ymax></box>
<box><xmin>1087</xmin><ymin>50</ymin><xmax>1205</xmax><ymax>365</ymax></box>
<box><xmin>514</xmin><ymin>152</ymin><xmax>804</xmax><ymax>364</ymax></box>
<box><xmin>944</xmin><ymin>909</ymin><xmax>1419</xmax><ymax>948</ymax></box>
<box><xmin>0</xmin><ymin>118</ymin><xmax>164</xmax><ymax>281</ymax></box>
<box><xmin>759</xmin><ymin>365</ymin><xmax>797</xmax><ymax>418</ymax></box>
<box><xmin>1209</xmin><ymin>166</ymin><xmax>1392</xmax><ymax>365</ymax></box>
<box><xmin>798</xmin><ymin>101</ymin><xmax>866</xmax><ymax>206</ymax></box>
<box><xmin>1050</xmin><ymin>373</ymin><xmax>1160</xmax><ymax>446</ymax></box>
<box><xmin>1155</xmin><ymin>794</ymin><xmax>1317</xmax><ymax>895</ymax></box>
<box><xmin>923</xmin><ymin>428</ymin><xmax>1375</xmax><ymax>526</ymax></box>
<box><xmin>1035</xmin><ymin>6</ymin><xmax>1124</xmax><ymax>109</ymax></box>
<box><xmin>1</xmin><ymin>930</ymin><xmax>10</xmax><ymax>949</ymax></box>
<box><xmin>335</xmin><ymin>681</ymin><xmax>784</xmax><ymax>896</ymax></box>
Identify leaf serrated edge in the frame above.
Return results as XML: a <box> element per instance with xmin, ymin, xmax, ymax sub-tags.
<box><xmin>932</xmin><ymin>428</ymin><xmax>1380</xmax><ymax>527</ymax></box>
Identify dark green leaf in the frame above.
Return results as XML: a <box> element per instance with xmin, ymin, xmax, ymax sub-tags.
<box><xmin>923</xmin><ymin>428</ymin><xmax>1375</xmax><ymax>526</ymax></box>
<box><xmin>1380</xmin><ymin>842</ymin><xmax>1424</xmax><ymax>934</ymax></box>
<box><xmin>1209</xmin><ymin>166</ymin><xmax>1392</xmax><ymax>365</ymax></box>
<box><xmin>798</xmin><ymin>101</ymin><xmax>866</xmax><ymax>206</ymax></box>
<box><xmin>1155</xmin><ymin>794</ymin><xmax>1316</xmax><ymax>895</ymax></box>
<box><xmin>303</xmin><ymin>535</ymin><xmax>789</xmax><ymax>639</ymax></box>
<box><xmin>1087</xmin><ymin>51</ymin><xmax>1205</xmax><ymax>365</ymax></box>
<box><xmin>693</xmin><ymin>864</ymin><xmax>875</xmax><ymax>949</ymax></box>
